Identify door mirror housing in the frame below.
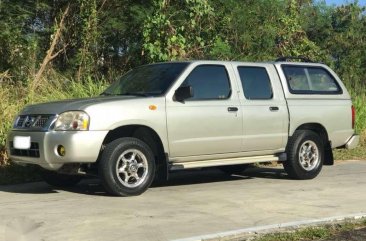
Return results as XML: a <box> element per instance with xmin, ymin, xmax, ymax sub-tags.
<box><xmin>174</xmin><ymin>86</ymin><xmax>193</xmax><ymax>102</ymax></box>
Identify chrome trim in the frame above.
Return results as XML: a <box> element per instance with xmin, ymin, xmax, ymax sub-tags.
<box><xmin>116</xmin><ymin>149</ymin><xmax>149</xmax><ymax>188</ymax></box>
<box><xmin>345</xmin><ymin>135</ymin><xmax>359</xmax><ymax>150</ymax></box>
<box><xmin>13</xmin><ymin>114</ymin><xmax>57</xmax><ymax>132</ymax></box>
<box><xmin>170</xmin><ymin>154</ymin><xmax>280</xmax><ymax>170</ymax></box>
<box><xmin>298</xmin><ymin>140</ymin><xmax>320</xmax><ymax>171</ymax></box>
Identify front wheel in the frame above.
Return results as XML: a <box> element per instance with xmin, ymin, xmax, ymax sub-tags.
<box><xmin>98</xmin><ymin>137</ymin><xmax>155</xmax><ymax>196</ymax></box>
<box><xmin>283</xmin><ymin>130</ymin><xmax>324</xmax><ymax>180</ymax></box>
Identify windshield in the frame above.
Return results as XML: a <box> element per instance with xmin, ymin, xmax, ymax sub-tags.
<box><xmin>102</xmin><ymin>63</ymin><xmax>189</xmax><ymax>97</ymax></box>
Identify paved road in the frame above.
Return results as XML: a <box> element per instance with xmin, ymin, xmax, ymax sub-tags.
<box><xmin>0</xmin><ymin>161</ymin><xmax>365</xmax><ymax>241</ymax></box>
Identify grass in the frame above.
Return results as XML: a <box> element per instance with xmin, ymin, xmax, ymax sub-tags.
<box><xmin>0</xmin><ymin>72</ymin><xmax>107</xmax><ymax>183</ymax></box>
<box><xmin>334</xmin><ymin>90</ymin><xmax>366</xmax><ymax>160</ymax></box>
<box><xmin>351</xmin><ymin>91</ymin><xmax>366</xmax><ymax>133</ymax></box>
<box><xmin>334</xmin><ymin>129</ymin><xmax>366</xmax><ymax>160</ymax></box>
<box><xmin>249</xmin><ymin>218</ymin><xmax>366</xmax><ymax>241</ymax></box>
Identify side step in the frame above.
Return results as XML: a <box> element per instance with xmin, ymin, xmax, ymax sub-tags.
<box><xmin>169</xmin><ymin>154</ymin><xmax>286</xmax><ymax>171</ymax></box>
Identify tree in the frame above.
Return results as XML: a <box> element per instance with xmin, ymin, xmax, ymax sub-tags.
<box><xmin>327</xmin><ymin>4</ymin><xmax>366</xmax><ymax>90</ymax></box>
<box><xmin>211</xmin><ymin>0</ymin><xmax>285</xmax><ymax>61</ymax></box>
<box><xmin>276</xmin><ymin>0</ymin><xmax>321</xmax><ymax>60</ymax></box>
<box><xmin>142</xmin><ymin>0</ymin><xmax>217</xmax><ymax>61</ymax></box>
<box><xmin>32</xmin><ymin>4</ymin><xmax>70</xmax><ymax>90</ymax></box>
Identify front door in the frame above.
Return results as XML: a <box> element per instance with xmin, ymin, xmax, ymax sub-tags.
<box><xmin>166</xmin><ymin>64</ymin><xmax>242</xmax><ymax>158</ymax></box>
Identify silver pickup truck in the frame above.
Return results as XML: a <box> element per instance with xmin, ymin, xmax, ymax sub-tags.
<box><xmin>7</xmin><ymin>58</ymin><xmax>359</xmax><ymax>196</ymax></box>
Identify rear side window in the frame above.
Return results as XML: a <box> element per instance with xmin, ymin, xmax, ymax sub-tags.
<box><xmin>237</xmin><ymin>67</ymin><xmax>273</xmax><ymax>100</ymax></box>
<box><xmin>282</xmin><ymin>65</ymin><xmax>342</xmax><ymax>94</ymax></box>
<box><xmin>182</xmin><ymin>65</ymin><xmax>231</xmax><ymax>100</ymax></box>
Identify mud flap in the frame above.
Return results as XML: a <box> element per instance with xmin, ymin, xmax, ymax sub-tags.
<box><xmin>324</xmin><ymin>142</ymin><xmax>334</xmax><ymax>165</ymax></box>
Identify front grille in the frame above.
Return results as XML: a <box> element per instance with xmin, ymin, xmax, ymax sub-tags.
<box><xmin>17</xmin><ymin>116</ymin><xmax>26</xmax><ymax>127</ymax></box>
<box><xmin>14</xmin><ymin>115</ymin><xmax>54</xmax><ymax>130</ymax></box>
<box><xmin>10</xmin><ymin>141</ymin><xmax>40</xmax><ymax>158</ymax></box>
<box><xmin>34</xmin><ymin>116</ymin><xmax>49</xmax><ymax>127</ymax></box>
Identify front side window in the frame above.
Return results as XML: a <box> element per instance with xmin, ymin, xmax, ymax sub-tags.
<box><xmin>182</xmin><ymin>65</ymin><xmax>231</xmax><ymax>100</ymax></box>
<box><xmin>238</xmin><ymin>67</ymin><xmax>273</xmax><ymax>100</ymax></box>
<box><xmin>282</xmin><ymin>65</ymin><xmax>342</xmax><ymax>94</ymax></box>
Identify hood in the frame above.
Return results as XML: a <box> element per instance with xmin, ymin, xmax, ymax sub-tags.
<box><xmin>20</xmin><ymin>96</ymin><xmax>138</xmax><ymax>115</ymax></box>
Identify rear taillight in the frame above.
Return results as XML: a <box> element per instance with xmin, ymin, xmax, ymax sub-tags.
<box><xmin>352</xmin><ymin>105</ymin><xmax>355</xmax><ymax>129</ymax></box>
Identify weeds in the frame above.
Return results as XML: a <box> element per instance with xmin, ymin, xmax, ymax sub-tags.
<box><xmin>253</xmin><ymin>227</ymin><xmax>331</xmax><ymax>241</ymax></box>
<box><xmin>334</xmin><ymin>91</ymin><xmax>366</xmax><ymax>160</ymax></box>
<box><xmin>251</xmin><ymin>218</ymin><xmax>366</xmax><ymax>241</ymax></box>
<box><xmin>0</xmin><ymin>73</ymin><xmax>107</xmax><ymax>166</ymax></box>
<box><xmin>352</xmin><ymin>91</ymin><xmax>366</xmax><ymax>134</ymax></box>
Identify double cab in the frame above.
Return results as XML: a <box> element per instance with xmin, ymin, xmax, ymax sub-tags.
<box><xmin>7</xmin><ymin>57</ymin><xmax>359</xmax><ymax>196</ymax></box>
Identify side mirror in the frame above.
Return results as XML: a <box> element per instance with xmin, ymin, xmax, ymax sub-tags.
<box><xmin>174</xmin><ymin>85</ymin><xmax>193</xmax><ymax>102</ymax></box>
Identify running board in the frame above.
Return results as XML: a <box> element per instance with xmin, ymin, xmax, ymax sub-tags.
<box><xmin>169</xmin><ymin>154</ymin><xmax>286</xmax><ymax>171</ymax></box>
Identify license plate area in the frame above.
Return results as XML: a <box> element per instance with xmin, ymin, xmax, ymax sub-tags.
<box><xmin>13</xmin><ymin>136</ymin><xmax>31</xmax><ymax>150</ymax></box>
<box><xmin>10</xmin><ymin>139</ymin><xmax>40</xmax><ymax>158</ymax></box>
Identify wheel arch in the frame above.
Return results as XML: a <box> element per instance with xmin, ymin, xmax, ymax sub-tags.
<box><xmin>100</xmin><ymin>125</ymin><xmax>169</xmax><ymax>180</ymax></box>
<box><xmin>291</xmin><ymin>123</ymin><xmax>333</xmax><ymax>165</ymax></box>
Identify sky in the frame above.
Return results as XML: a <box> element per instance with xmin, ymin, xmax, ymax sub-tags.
<box><xmin>324</xmin><ymin>0</ymin><xmax>366</xmax><ymax>5</ymax></box>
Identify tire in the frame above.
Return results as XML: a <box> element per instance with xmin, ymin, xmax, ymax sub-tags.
<box><xmin>283</xmin><ymin>130</ymin><xmax>324</xmax><ymax>180</ymax></box>
<box><xmin>98</xmin><ymin>137</ymin><xmax>155</xmax><ymax>196</ymax></box>
<box><xmin>41</xmin><ymin>170</ymin><xmax>82</xmax><ymax>187</ymax></box>
<box><xmin>219</xmin><ymin>164</ymin><xmax>249</xmax><ymax>175</ymax></box>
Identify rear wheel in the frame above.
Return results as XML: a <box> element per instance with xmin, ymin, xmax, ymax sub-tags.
<box><xmin>98</xmin><ymin>137</ymin><xmax>155</xmax><ymax>196</ymax></box>
<box><xmin>41</xmin><ymin>170</ymin><xmax>82</xmax><ymax>187</ymax></box>
<box><xmin>219</xmin><ymin>164</ymin><xmax>249</xmax><ymax>175</ymax></box>
<box><xmin>283</xmin><ymin>130</ymin><xmax>324</xmax><ymax>179</ymax></box>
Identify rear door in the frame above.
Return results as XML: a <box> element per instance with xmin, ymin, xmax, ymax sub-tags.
<box><xmin>232</xmin><ymin>63</ymin><xmax>288</xmax><ymax>152</ymax></box>
<box><xmin>166</xmin><ymin>63</ymin><xmax>243</xmax><ymax>158</ymax></box>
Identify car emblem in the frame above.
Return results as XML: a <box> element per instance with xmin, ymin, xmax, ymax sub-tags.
<box><xmin>24</xmin><ymin>116</ymin><xmax>35</xmax><ymax>127</ymax></box>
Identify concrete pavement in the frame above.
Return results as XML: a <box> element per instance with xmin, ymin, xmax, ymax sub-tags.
<box><xmin>0</xmin><ymin>161</ymin><xmax>365</xmax><ymax>241</ymax></box>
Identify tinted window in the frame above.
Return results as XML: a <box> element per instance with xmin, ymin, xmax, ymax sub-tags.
<box><xmin>282</xmin><ymin>66</ymin><xmax>342</xmax><ymax>94</ymax></box>
<box><xmin>183</xmin><ymin>65</ymin><xmax>231</xmax><ymax>100</ymax></box>
<box><xmin>308</xmin><ymin>68</ymin><xmax>340</xmax><ymax>92</ymax></box>
<box><xmin>238</xmin><ymin>67</ymin><xmax>273</xmax><ymax>100</ymax></box>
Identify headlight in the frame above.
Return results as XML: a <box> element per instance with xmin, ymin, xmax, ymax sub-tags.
<box><xmin>54</xmin><ymin>111</ymin><xmax>90</xmax><ymax>131</ymax></box>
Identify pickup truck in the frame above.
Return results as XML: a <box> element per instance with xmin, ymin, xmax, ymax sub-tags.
<box><xmin>7</xmin><ymin>57</ymin><xmax>359</xmax><ymax>196</ymax></box>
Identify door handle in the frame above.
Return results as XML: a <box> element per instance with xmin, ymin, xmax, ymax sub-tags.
<box><xmin>269</xmin><ymin>106</ymin><xmax>279</xmax><ymax>111</ymax></box>
<box><xmin>228</xmin><ymin>107</ymin><xmax>239</xmax><ymax>112</ymax></box>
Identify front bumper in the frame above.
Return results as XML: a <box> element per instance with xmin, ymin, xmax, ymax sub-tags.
<box><xmin>7</xmin><ymin>130</ymin><xmax>108</xmax><ymax>170</ymax></box>
<box><xmin>344</xmin><ymin>134</ymin><xmax>359</xmax><ymax>149</ymax></box>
